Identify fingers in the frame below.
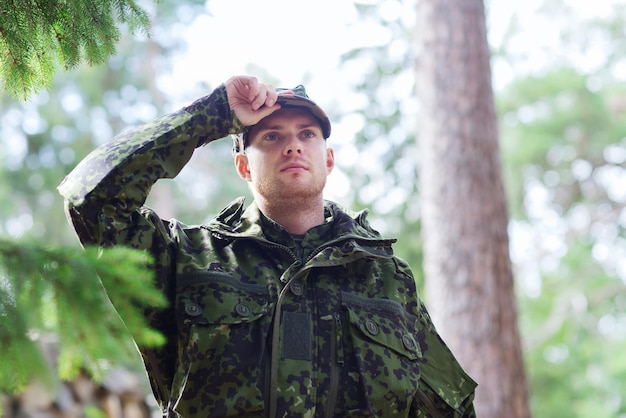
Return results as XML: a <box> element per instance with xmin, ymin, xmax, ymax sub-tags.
<box><xmin>226</xmin><ymin>75</ymin><xmax>278</xmax><ymax>110</ymax></box>
<box><xmin>225</xmin><ymin>75</ymin><xmax>285</xmax><ymax>126</ymax></box>
<box><xmin>248</xmin><ymin>82</ymin><xmax>278</xmax><ymax>110</ymax></box>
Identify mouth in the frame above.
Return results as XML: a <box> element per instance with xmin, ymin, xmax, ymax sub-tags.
<box><xmin>280</xmin><ymin>162</ymin><xmax>308</xmax><ymax>172</ymax></box>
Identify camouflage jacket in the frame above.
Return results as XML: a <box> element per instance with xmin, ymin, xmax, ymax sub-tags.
<box><xmin>58</xmin><ymin>85</ymin><xmax>477</xmax><ymax>417</ymax></box>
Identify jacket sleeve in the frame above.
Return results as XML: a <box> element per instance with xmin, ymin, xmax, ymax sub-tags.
<box><xmin>412</xmin><ymin>301</ymin><xmax>477</xmax><ymax>417</ymax></box>
<box><xmin>57</xmin><ymin>84</ymin><xmax>243</xmax><ymax>410</ymax></box>
<box><xmin>58</xmin><ymin>84</ymin><xmax>242</xmax><ymax>246</ymax></box>
<box><xmin>391</xmin><ymin>261</ymin><xmax>477</xmax><ymax>417</ymax></box>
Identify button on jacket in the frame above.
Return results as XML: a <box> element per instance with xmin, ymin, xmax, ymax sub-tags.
<box><xmin>58</xmin><ymin>85</ymin><xmax>477</xmax><ymax>417</ymax></box>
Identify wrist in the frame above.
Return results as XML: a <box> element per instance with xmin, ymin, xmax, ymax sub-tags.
<box><xmin>184</xmin><ymin>85</ymin><xmax>243</xmax><ymax>146</ymax></box>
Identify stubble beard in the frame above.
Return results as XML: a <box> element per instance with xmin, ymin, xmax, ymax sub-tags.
<box><xmin>255</xmin><ymin>174</ymin><xmax>327</xmax><ymax>210</ymax></box>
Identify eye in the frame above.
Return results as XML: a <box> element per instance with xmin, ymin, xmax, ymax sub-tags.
<box><xmin>301</xmin><ymin>130</ymin><xmax>315</xmax><ymax>139</ymax></box>
<box><xmin>263</xmin><ymin>133</ymin><xmax>280</xmax><ymax>141</ymax></box>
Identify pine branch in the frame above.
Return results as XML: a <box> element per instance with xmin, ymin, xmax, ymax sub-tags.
<box><xmin>0</xmin><ymin>238</ymin><xmax>167</xmax><ymax>393</ymax></box>
<box><xmin>0</xmin><ymin>0</ymin><xmax>152</xmax><ymax>100</ymax></box>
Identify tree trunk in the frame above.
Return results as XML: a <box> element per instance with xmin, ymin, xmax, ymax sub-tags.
<box><xmin>414</xmin><ymin>1</ymin><xmax>531</xmax><ymax>417</ymax></box>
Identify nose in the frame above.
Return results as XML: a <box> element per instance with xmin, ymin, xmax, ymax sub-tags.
<box><xmin>283</xmin><ymin>135</ymin><xmax>302</xmax><ymax>155</ymax></box>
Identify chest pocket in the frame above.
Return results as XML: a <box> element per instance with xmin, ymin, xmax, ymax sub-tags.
<box><xmin>177</xmin><ymin>271</ymin><xmax>270</xmax><ymax>324</ymax></box>
<box><xmin>174</xmin><ymin>271</ymin><xmax>271</xmax><ymax>417</ymax></box>
<box><xmin>340</xmin><ymin>291</ymin><xmax>422</xmax><ymax>416</ymax></box>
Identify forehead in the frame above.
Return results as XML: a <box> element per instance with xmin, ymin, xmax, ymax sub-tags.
<box><xmin>249</xmin><ymin>108</ymin><xmax>321</xmax><ymax>136</ymax></box>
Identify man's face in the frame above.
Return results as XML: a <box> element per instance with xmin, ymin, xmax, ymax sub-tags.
<box><xmin>235</xmin><ymin>108</ymin><xmax>334</xmax><ymax>203</ymax></box>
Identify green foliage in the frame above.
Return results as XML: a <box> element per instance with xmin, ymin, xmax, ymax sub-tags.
<box><xmin>521</xmin><ymin>252</ymin><xmax>626</xmax><ymax>417</ymax></box>
<box><xmin>0</xmin><ymin>0</ymin><xmax>151</xmax><ymax>100</ymax></box>
<box><xmin>335</xmin><ymin>1</ymin><xmax>423</xmax><ymax>285</ymax></box>
<box><xmin>0</xmin><ymin>238</ymin><xmax>167</xmax><ymax>394</ymax></box>
<box><xmin>494</xmin><ymin>4</ymin><xmax>626</xmax><ymax>415</ymax></box>
<box><xmin>498</xmin><ymin>66</ymin><xmax>622</xmax><ymax>207</ymax></box>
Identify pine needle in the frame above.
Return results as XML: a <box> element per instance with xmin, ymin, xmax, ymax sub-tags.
<box><xmin>0</xmin><ymin>0</ymin><xmax>152</xmax><ymax>100</ymax></box>
<box><xmin>0</xmin><ymin>238</ymin><xmax>167</xmax><ymax>393</ymax></box>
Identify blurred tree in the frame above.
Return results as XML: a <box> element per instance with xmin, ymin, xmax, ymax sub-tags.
<box><xmin>414</xmin><ymin>0</ymin><xmax>530</xmax><ymax>416</ymax></box>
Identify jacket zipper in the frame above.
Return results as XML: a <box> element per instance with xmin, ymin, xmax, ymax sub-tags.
<box><xmin>325</xmin><ymin>312</ymin><xmax>344</xmax><ymax>417</ymax></box>
<box><xmin>263</xmin><ymin>346</ymin><xmax>272</xmax><ymax>418</ymax></box>
<box><xmin>416</xmin><ymin>387</ymin><xmax>441</xmax><ymax>416</ymax></box>
<box><xmin>254</xmin><ymin>240</ymin><xmax>299</xmax><ymax>418</ymax></box>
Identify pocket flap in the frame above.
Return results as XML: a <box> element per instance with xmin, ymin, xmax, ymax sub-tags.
<box><xmin>341</xmin><ymin>291</ymin><xmax>421</xmax><ymax>360</ymax></box>
<box><xmin>177</xmin><ymin>271</ymin><xmax>270</xmax><ymax>325</ymax></box>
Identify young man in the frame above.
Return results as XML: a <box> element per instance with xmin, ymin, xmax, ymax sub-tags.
<box><xmin>59</xmin><ymin>75</ymin><xmax>477</xmax><ymax>417</ymax></box>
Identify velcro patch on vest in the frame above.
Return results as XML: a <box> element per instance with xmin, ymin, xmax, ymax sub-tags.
<box><xmin>282</xmin><ymin>312</ymin><xmax>312</xmax><ymax>360</ymax></box>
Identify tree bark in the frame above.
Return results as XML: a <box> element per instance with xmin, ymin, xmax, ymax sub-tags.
<box><xmin>414</xmin><ymin>1</ymin><xmax>531</xmax><ymax>417</ymax></box>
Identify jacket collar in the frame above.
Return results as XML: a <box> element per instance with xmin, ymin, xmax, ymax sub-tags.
<box><xmin>206</xmin><ymin>197</ymin><xmax>395</xmax><ymax>246</ymax></box>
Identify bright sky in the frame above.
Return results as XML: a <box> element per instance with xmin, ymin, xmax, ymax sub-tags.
<box><xmin>488</xmin><ymin>0</ymin><xmax>626</xmax><ymax>90</ymax></box>
<box><xmin>171</xmin><ymin>0</ymin><xmax>359</xmax><ymax>86</ymax></box>
<box><xmin>158</xmin><ymin>0</ymin><xmax>411</xmax><ymax>107</ymax></box>
<box><xmin>159</xmin><ymin>0</ymin><xmax>626</xmax><ymax>97</ymax></box>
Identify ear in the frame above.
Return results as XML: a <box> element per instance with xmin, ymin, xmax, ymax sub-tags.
<box><xmin>235</xmin><ymin>153</ymin><xmax>252</xmax><ymax>181</ymax></box>
<box><xmin>325</xmin><ymin>147</ymin><xmax>335</xmax><ymax>174</ymax></box>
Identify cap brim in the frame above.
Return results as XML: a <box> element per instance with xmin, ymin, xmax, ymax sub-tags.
<box><xmin>275</xmin><ymin>95</ymin><xmax>331</xmax><ymax>139</ymax></box>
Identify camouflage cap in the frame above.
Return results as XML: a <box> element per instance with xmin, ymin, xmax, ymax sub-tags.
<box><xmin>232</xmin><ymin>85</ymin><xmax>331</xmax><ymax>154</ymax></box>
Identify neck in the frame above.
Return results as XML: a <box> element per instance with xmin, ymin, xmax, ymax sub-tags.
<box><xmin>255</xmin><ymin>195</ymin><xmax>326</xmax><ymax>235</ymax></box>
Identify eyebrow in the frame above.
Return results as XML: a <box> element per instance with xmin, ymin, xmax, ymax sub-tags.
<box><xmin>255</xmin><ymin>122</ymin><xmax>320</xmax><ymax>132</ymax></box>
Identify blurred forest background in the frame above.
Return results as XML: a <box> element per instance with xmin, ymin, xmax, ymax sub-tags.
<box><xmin>1</xmin><ymin>0</ymin><xmax>626</xmax><ymax>417</ymax></box>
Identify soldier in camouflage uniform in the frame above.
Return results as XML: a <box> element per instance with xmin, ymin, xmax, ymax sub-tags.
<box><xmin>59</xmin><ymin>75</ymin><xmax>477</xmax><ymax>417</ymax></box>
